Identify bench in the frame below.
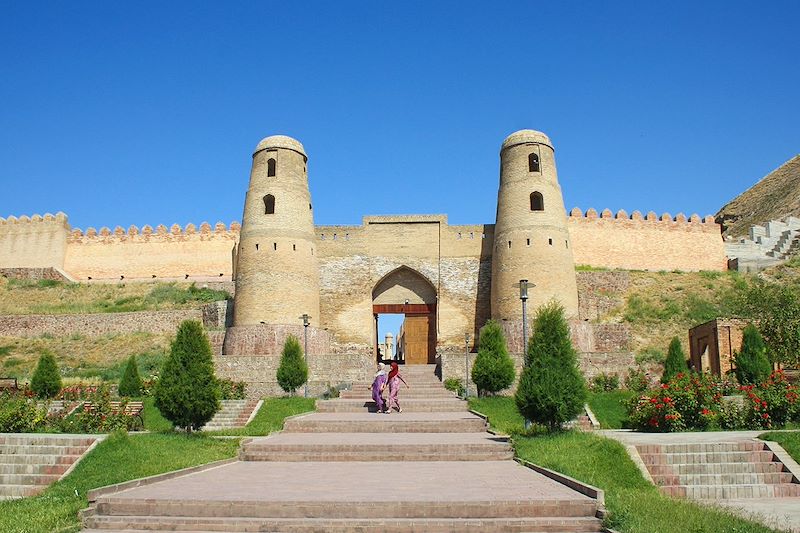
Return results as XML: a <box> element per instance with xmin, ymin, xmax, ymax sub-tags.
<box><xmin>83</xmin><ymin>400</ymin><xmax>144</xmax><ymax>429</ymax></box>
<box><xmin>0</xmin><ymin>377</ymin><xmax>18</xmax><ymax>391</ymax></box>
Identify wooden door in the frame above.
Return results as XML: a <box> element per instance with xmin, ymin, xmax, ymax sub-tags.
<box><xmin>403</xmin><ymin>314</ymin><xmax>436</xmax><ymax>364</ymax></box>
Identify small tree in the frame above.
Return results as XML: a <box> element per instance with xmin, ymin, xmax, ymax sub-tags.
<box><xmin>118</xmin><ymin>355</ymin><xmax>143</xmax><ymax>397</ymax></box>
<box><xmin>661</xmin><ymin>337</ymin><xmax>688</xmax><ymax>383</ymax></box>
<box><xmin>515</xmin><ymin>302</ymin><xmax>587</xmax><ymax>431</ymax></box>
<box><xmin>734</xmin><ymin>324</ymin><xmax>772</xmax><ymax>385</ymax></box>
<box><xmin>31</xmin><ymin>350</ymin><xmax>62</xmax><ymax>399</ymax></box>
<box><xmin>471</xmin><ymin>320</ymin><xmax>515</xmax><ymax>396</ymax></box>
<box><xmin>154</xmin><ymin>320</ymin><xmax>220</xmax><ymax>431</ymax></box>
<box><xmin>277</xmin><ymin>335</ymin><xmax>308</xmax><ymax>395</ymax></box>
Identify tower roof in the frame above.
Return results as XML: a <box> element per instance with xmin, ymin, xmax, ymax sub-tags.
<box><xmin>254</xmin><ymin>135</ymin><xmax>306</xmax><ymax>157</ymax></box>
<box><xmin>501</xmin><ymin>130</ymin><xmax>553</xmax><ymax>152</ymax></box>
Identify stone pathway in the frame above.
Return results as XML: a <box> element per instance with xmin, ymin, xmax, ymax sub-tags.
<box><xmin>82</xmin><ymin>364</ymin><xmax>604</xmax><ymax>532</ymax></box>
<box><xmin>601</xmin><ymin>430</ymin><xmax>800</xmax><ymax>532</ymax></box>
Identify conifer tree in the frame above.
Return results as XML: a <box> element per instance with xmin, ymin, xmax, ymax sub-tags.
<box><xmin>118</xmin><ymin>355</ymin><xmax>143</xmax><ymax>397</ymax></box>
<box><xmin>471</xmin><ymin>319</ymin><xmax>515</xmax><ymax>396</ymax></box>
<box><xmin>515</xmin><ymin>302</ymin><xmax>587</xmax><ymax>431</ymax></box>
<box><xmin>661</xmin><ymin>337</ymin><xmax>688</xmax><ymax>383</ymax></box>
<box><xmin>277</xmin><ymin>335</ymin><xmax>308</xmax><ymax>395</ymax></box>
<box><xmin>154</xmin><ymin>320</ymin><xmax>220</xmax><ymax>431</ymax></box>
<box><xmin>31</xmin><ymin>350</ymin><xmax>62</xmax><ymax>399</ymax></box>
<box><xmin>734</xmin><ymin>323</ymin><xmax>772</xmax><ymax>385</ymax></box>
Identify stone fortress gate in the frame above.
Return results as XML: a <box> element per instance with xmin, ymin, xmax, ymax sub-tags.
<box><xmin>0</xmin><ymin>130</ymin><xmax>728</xmax><ymax>395</ymax></box>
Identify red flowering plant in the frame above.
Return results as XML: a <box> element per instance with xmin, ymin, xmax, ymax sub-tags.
<box><xmin>59</xmin><ymin>383</ymin><xmax>99</xmax><ymax>401</ymax></box>
<box><xmin>742</xmin><ymin>370</ymin><xmax>799</xmax><ymax>429</ymax></box>
<box><xmin>626</xmin><ymin>372</ymin><xmax>725</xmax><ymax>432</ymax></box>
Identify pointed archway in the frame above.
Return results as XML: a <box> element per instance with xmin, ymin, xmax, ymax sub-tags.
<box><xmin>372</xmin><ymin>267</ymin><xmax>437</xmax><ymax>364</ymax></box>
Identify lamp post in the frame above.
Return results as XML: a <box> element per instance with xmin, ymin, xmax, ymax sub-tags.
<box><xmin>464</xmin><ymin>332</ymin><xmax>470</xmax><ymax>399</ymax></box>
<box><xmin>519</xmin><ymin>279</ymin><xmax>531</xmax><ymax>352</ymax></box>
<box><xmin>300</xmin><ymin>314</ymin><xmax>311</xmax><ymax>398</ymax></box>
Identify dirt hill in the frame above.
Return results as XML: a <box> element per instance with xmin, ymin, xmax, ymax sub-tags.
<box><xmin>715</xmin><ymin>155</ymin><xmax>800</xmax><ymax>238</ymax></box>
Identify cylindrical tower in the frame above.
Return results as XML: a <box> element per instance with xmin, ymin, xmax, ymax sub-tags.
<box><xmin>233</xmin><ymin>135</ymin><xmax>320</xmax><ymax>327</ymax></box>
<box><xmin>491</xmin><ymin>129</ymin><xmax>578</xmax><ymax>321</ymax></box>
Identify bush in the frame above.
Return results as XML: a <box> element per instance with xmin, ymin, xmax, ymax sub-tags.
<box><xmin>627</xmin><ymin>372</ymin><xmax>725</xmax><ymax>432</ymax></box>
<box><xmin>515</xmin><ymin>302</ymin><xmax>587</xmax><ymax>431</ymax></box>
<box><xmin>154</xmin><ymin>320</ymin><xmax>220</xmax><ymax>431</ymax></box>
<box><xmin>276</xmin><ymin>335</ymin><xmax>308</xmax><ymax>395</ymax></box>
<box><xmin>219</xmin><ymin>378</ymin><xmax>246</xmax><ymax>400</ymax></box>
<box><xmin>444</xmin><ymin>377</ymin><xmax>465</xmax><ymax>397</ymax></box>
<box><xmin>733</xmin><ymin>324</ymin><xmax>772</xmax><ymax>385</ymax></box>
<box><xmin>118</xmin><ymin>355</ymin><xmax>143</xmax><ymax>397</ymax></box>
<box><xmin>741</xmin><ymin>370</ymin><xmax>799</xmax><ymax>429</ymax></box>
<box><xmin>0</xmin><ymin>393</ymin><xmax>47</xmax><ymax>432</ymax></box>
<box><xmin>661</xmin><ymin>337</ymin><xmax>688</xmax><ymax>383</ymax></box>
<box><xmin>30</xmin><ymin>351</ymin><xmax>62</xmax><ymax>399</ymax></box>
<box><xmin>624</xmin><ymin>367</ymin><xmax>651</xmax><ymax>392</ymax></box>
<box><xmin>471</xmin><ymin>319</ymin><xmax>515</xmax><ymax>396</ymax></box>
<box><xmin>590</xmin><ymin>372</ymin><xmax>620</xmax><ymax>392</ymax></box>
<box><xmin>71</xmin><ymin>385</ymin><xmax>143</xmax><ymax>432</ymax></box>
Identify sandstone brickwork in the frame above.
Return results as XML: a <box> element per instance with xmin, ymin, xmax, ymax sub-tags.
<box><xmin>0</xmin><ymin>309</ymin><xmax>202</xmax><ymax>338</ymax></box>
<box><xmin>0</xmin><ymin>214</ymin><xmax>69</xmax><ymax>270</ymax></box>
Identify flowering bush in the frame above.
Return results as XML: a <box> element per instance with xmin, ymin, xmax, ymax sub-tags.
<box><xmin>0</xmin><ymin>392</ymin><xmax>48</xmax><ymax>432</ymax></box>
<box><xmin>624</xmin><ymin>367</ymin><xmax>651</xmax><ymax>392</ymax></box>
<box><xmin>627</xmin><ymin>372</ymin><xmax>724</xmax><ymax>432</ymax></box>
<box><xmin>741</xmin><ymin>370</ymin><xmax>799</xmax><ymax>429</ymax></box>
<box><xmin>590</xmin><ymin>372</ymin><xmax>620</xmax><ymax>392</ymax></box>
<box><xmin>59</xmin><ymin>383</ymin><xmax>99</xmax><ymax>401</ymax></box>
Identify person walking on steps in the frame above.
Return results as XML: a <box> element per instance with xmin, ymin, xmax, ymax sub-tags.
<box><xmin>370</xmin><ymin>362</ymin><xmax>388</xmax><ymax>413</ymax></box>
<box><xmin>386</xmin><ymin>361</ymin><xmax>409</xmax><ymax>413</ymax></box>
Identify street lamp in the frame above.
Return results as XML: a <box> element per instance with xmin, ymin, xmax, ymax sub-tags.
<box><xmin>464</xmin><ymin>332</ymin><xmax>470</xmax><ymax>399</ymax></box>
<box><xmin>300</xmin><ymin>314</ymin><xmax>311</xmax><ymax>398</ymax></box>
<box><xmin>519</xmin><ymin>279</ymin><xmax>533</xmax><ymax>352</ymax></box>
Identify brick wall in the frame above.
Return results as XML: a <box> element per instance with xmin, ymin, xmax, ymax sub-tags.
<box><xmin>0</xmin><ymin>309</ymin><xmax>203</xmax><ymax>338</ymax></box>
<box><xmin>0</xmin><ymin>267</ymin><xmax>70</xmax><ymax>281</ymax></box>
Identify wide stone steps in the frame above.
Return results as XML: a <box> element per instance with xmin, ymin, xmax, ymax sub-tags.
<box><xmin>0</xmin><ymin>433</ymin><xmax>99</xmax><ymax>500</ymax></box>
<box><xmin>82</xmin><ymin>515</ymin><xmax>603</xmax><ymax>532</ymax></box>
<box><xmin>240</xmin><ymin>433</ymin><xmax>513</xmax><ymax>462</ymax></box>
<box><xmin>316</xmin><ymin>398</ymin><xmax>468</xmax><ymax>412</ymax></box>
<box><xmin>283</xmin><ymin>412</ymin><xmax>488</xmax><ymax>433</ymax></box>
<box><xmin>636</xmin><ymin>440</ymin><xmax>800</xmax><ymax>501</ymax></box>
<box><xmin>339</xmin><ymin>388</ymin><xmax>456</xmax><ymax>399</ymax></box>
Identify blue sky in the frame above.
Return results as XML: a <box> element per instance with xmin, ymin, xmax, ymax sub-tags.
<box><xmin>1</xmin><ymin>2</ymin><xmax>798</xmax><ymax>233</ymax></box>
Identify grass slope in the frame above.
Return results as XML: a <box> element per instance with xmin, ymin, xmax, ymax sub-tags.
<box><xmin>588</xmin><ymin>390</ymin><xmax>635</xmax><ymax>429</ymax></box>
<box><xmin>470</xmin><ymin>396</ymin><xmax>778</xmax><ymax>533</ymax></box>
<box><xmin>759</xmin><ymin>430</ymin><xmax>800</xmax><ymax>463</ymax></box>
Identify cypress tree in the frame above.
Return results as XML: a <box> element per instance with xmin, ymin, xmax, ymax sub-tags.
<box><xmin>118</xmin><ymin>355</ymin><xmax>143</xmax><ymax>397</ymax></box>
<box><xmin>471</xmin><ymin>319</ymin><xmax>515</xmax><ymax>396</ymax></box>
<box><xmin>154</xmin><ymin>320</ymin><xmax>220</xmax><ymax>431</ymax></box>
<box><xmin>515</xmin><ymin>302</ymin><xmax>587</xmax><ymax>431</ymax></box>
<box><xmin>734</xmin><ymin>324</ymin><xmax>772</xmax><ymax>385</ymax></box>
<box><xmin>277</xmin><ymin>335</ymin><xmax>308</xmax><ymax>395</ymax></box>
<box><xmin>31</xmin><ymin>350</ymin><xmax>62</xmax><ymax>399</ymax></box>
<box><xmin>661</xmin><ymin>337</ymin><xmax>689</xmax><ymax>383</ymax></box>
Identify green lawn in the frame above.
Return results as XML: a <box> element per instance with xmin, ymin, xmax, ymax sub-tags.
<box><xmin>760</xmin><ymin>430</ymin><xmax>800</xmax><ymax>463</ymax></box>
<box><xmin>470</xmin><ymin>396</ymin><xmax>778</xmax><ymax>533</ymax></box>
<box><xmin>588</xmin><ymin>390</ymin><xmax>636</xmax><ymax>429</ymax></box>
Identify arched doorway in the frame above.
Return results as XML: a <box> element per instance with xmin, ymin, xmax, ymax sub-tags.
<box><xmin>372</xmin><ymin>266</ymin><xmax>437</xmax><ymax>365</ymax></box>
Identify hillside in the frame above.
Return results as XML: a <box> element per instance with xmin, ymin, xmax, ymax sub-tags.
<box><xmin>715</xmin><ymin>155</ymin><xmax>800</xmax><ymax>238</ymax></box>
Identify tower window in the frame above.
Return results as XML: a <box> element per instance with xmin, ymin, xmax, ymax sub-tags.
<box><xmin>548</xmin><ymin>238</ymin><xmax>553</xmax><ymax>245</ymax></box>
<box><xmin>293</xmin><ymin>244</ymin><xmax>296</xmax><ymax>251</ymax></box>
<box><xmin>273</xmin><ymin>242</ymin><xmax>277</xmax><ymax>251</ymax></box>
<box><xmin>530</xmin><ymin>192</ymin><xmax>544</xmax><ymax>211</ymax></box>
<box><xmin>508</xmin><ymin>240</ymin><xmax>512</xmax><ymax>249</ymax></box>
<box><xmin>255</xmin><ymin>243</ymin><xmax>259</xmax><ymax>251</ymax></box>
<box><xmin>264</xmin><ymin>194</ymin><xmax>275</xmax><ymax>214</ymax></box>
<box><xmin>267</xmin><ymin>158</ymin><xmax>276</xmax><ymax>177</ymax></box>
<box><xmin>528</xmin><ymin>153</ymin><xmax>540</xmax><ymax>172</ymax></box>
<box><xmin>527</xmin><ymin>238</ymin><xmax>530</xmax><ymax>246</ymax></box>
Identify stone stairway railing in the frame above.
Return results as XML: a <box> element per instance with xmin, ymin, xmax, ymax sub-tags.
<box><xmin>0</xmin><ymin>433</ymin><xmax>102</xmax><ymax>500</ymax></box>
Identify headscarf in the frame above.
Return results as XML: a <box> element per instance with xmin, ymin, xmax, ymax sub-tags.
<box><xmin>374</xmin><ymin>362</ymin><xmax>386</xmax><ymax>378</ymax></box>
<box><xmin>387</xmin><ymin>361</ymin><xmax>399</xmax><ymax>381</ymax></box>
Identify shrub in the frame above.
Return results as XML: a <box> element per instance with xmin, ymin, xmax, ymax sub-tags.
<box><xmin>154</xmin><ymin>320</ymin><xmax>220</xmax><ymax>431</ymax></box>
<box><xmin>219</xmin><ymin>378</ymin><xmax>247</xmax><ymax>400</ymax></box>
<box><xmin>276</xmin><ymin>335</ymin><xmax>308</xmax><ymax>395</ymax></box>
<box><xmin>515</xmin><ymin>302</ymin><xmax>587</xmax><ymax>431</ymax></box>
<box><xmin>627</xmin><ymin>372</ymin><xmax>725</xmax><ymax>432</ymax></box>
<box><xmin>624</xmin><ymin>367</ymin><xmax>651</xmax><ymax>392</ymax></box>
<box><xmin>118</xmin><ymin>355</ymin><xmax>143</xmax><ymax>397</ymax></box>
<box><xmin>444</xmin><ymin>377</ymin><xmax>465</xmax><ymax>397</ymax></box>
<box><xmin>30</xmin><ymin>351</ymin><xmax>62</xmax><ymax>399</ymax></box>
<box><xmin>590</xmin><ymin>372</ymin><xmax>619</xmax><ymax>392</ymax></box>
<box><xmin>661</xmin><ymin>337</ymin><xmax>688</xmax><ymax>383</ymax></box>
<box><xmin>635</xmin><ymin>347</ymin><xmax>665</xmax><ymax>365</ymax></box>
<box><xmin>741</xmin><ymin>370</ymin><xmax>799</xmax><ymax>429</ymax></box>
<box><xmin>0</xmin><ymin>393</ymin><xmax>47</xmax><ymax>432</ymax></box>
<box><xmin>72</xmin><ymin>385</ymin><xmax>143</xmax><ymax>432</ymax></box>
<box><xmin>733</xmin><ymin>324</ymin><xmax>772</xmax><ymax>385</ymax></box>
<box><xmin>471</xmin><ymin>319</ymin><xmax>515</xmax><ymax>396</ymax></box>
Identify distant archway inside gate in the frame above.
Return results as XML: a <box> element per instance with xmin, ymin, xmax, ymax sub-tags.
<box><xmin>372</xmin><ymin>267</ymin><xmax>437</xmax><ymax>364</ymax></box>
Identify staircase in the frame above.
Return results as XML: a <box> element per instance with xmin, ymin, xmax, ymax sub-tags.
<box><xmin>638</xmin><ymin>441</ymin><xmax>800</xmax><ymax>499</ymax></box>
<box><xmin>82</xmin><ymin>364</ymin><xmax>604</xmax><ymax>532</ymax></box>
<box><xmin>201</xmin><ymin>399</ymin><xmax>261</xmax><ymax>432</ymax></box>
<box><xmin>0</xmin><ymin>433</ymin><xmax>100</xmax><ymax>500</ymax></box>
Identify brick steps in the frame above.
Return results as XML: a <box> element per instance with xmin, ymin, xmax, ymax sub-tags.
<box><xmin>202</xmin><ymin>400</ymin><xmax>260</xmax><ymax>432</ymax></box>
<box><xmin>283</xmin><ymin>414</ymin><xmax>487</xmax><ymax>433</ymax></box>
<box><xmin>82</xmin><ymin>515</ymin><xmax>603</xmax><ymax>532</ymax></box>
<box><xmin>339</xmin><ymin>389</ymin><xmax>456</xmax><ymax>399</ymax></box>
<box><xmin>0</xmin><ymin>433</ymin><xmax>99</xmax><ymax>500</ymax></box>
<box><xmin>316</xmin><ymin>398</ymin><xmax>468</xmax><ymax>412</ymax></box>
<box><xmin>636</xmin><ymin>440</ymin><xmax>800</xmax><ymax>501</ymax></box>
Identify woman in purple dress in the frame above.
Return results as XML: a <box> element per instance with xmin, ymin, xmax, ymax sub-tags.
<box><xmin>371</xmin><ymin>363</ymin><xmax>388</xmax><ymax>413</ymax></box>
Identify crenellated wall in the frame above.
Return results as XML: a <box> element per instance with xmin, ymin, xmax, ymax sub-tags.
<box><xmin>0</xmin><ymin>213</ymin><xmax>69</xmax><ymax>269</ymax></box>
<box><xmin>567</xmin><ymin>208</ymin><xmax>726</xmax><ymax>272</ymax></box>
<box><xmin>63</xmin><ymin>222</ymin><xmax>240</xmax><ymax>281</ymax></box>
